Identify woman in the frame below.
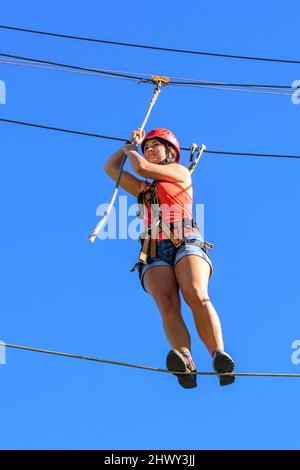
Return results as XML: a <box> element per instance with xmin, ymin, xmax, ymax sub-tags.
<box><xmin>104</xmin><ymin>128</ymin><xmax>235</xmax><ymax>389</ymax></box>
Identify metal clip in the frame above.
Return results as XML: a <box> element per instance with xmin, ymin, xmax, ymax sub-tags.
<box><xmin>151</xmin><ymin>76</ymin><xmax>170</xmax><ymax>86</ymax></box>
<box><xmin>203</xmin><ymin>241</ymin><xmax>214</xmax><ymax>251</ymax></box>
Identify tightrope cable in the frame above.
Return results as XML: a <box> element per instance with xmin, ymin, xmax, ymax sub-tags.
<box><xmin>1</xmin><ymin>342</ymin><xmax>299</xmax><ymax>378</ymax></box>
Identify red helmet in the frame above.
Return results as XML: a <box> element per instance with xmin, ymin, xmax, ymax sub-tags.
<box><xmin>141</xmin><ymin>128</ymin><xmax>180</xmax><ymax>162</ymax></box>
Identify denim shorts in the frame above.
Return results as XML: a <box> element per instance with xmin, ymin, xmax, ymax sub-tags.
<box><xmin>139</xmin><ymin>235</ymin><xmax>213</xmax><ymax>291</ymax></box>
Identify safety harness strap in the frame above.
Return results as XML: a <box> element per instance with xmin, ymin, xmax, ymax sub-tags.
<box><xmin>160</xmin><ymin>219</ymin><xmax>183</xmax><ymax>248</ymax></box>
<box><xmin>138</xmin><ymin>218</ymin><xmax>213</xmax><ymax>266</ymax></box>
<box><xmin>132</xmin><ymin>181</ymin><xmax>214</xmax><ymax>270</ymax></box>
<box><xmin>139</xmin><ymin>233</ymin><xmax>150</xmax><ymax>264</ymax></box>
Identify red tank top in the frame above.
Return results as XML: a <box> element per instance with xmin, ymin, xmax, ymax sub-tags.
<box><xmin>143</xmin><ymin>180</ymin><xmax>193</xmax><ymax>241</ymax></box>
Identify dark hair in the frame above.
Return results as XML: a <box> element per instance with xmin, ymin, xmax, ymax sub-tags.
<box><xmin>157</xmin><ymin>138</ymin><xmax>178</xmax><ymax>165</ymax></box>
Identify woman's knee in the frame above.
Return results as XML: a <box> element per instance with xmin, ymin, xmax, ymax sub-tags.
<box><xmin>181</xmin><ymin>286</ymin><xmax>210</xmax><ymax>308</ymax></box>
<box><xmin>154</xmin><ymin>291</ymin><xmax>181</xmax><ymax>318</ymax></box>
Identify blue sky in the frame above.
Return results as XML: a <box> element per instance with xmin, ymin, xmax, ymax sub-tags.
<box><xmin>0</xmin><ymin>0</ymin><xmax>300</xmax><ymax>450</ymax></box>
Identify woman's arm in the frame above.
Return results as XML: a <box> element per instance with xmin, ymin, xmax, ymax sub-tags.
<box><xmin>125</xmin><ymin>148</ymin><xmax>191</xmax><ymax>184</ymax></box>
<box><xmin>104</xmin><ymin>145</ymin><xmax>147</xmax><ymax>197</ymax></box>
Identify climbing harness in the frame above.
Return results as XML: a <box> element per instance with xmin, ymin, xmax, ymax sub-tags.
<box><xmin>133</xmin><ymin>180</ymin><xmax>186</xmax><ymax>267</ymax></box>
<box><xmin>88</xmin><ymin>75</ymin><xmax>170</xmax><ymax>243</ymax></box>
<box><xmin>131</xmin><ymin>144</ymin><xmax>214</xmax><ymax>272</ymax></box>
<box><xmin>131</xmin><ymin>180</ymin><xmax>214</xmax><ymax>272</ymax></box>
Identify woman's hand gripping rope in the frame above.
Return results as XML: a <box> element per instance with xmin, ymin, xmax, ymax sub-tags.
<box><xmin>122</xmin><ymin>128</ymin><xmax>145</xmax><ymax>156</ymax></box>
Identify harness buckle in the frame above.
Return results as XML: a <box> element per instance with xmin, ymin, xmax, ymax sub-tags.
<box><xmin>201</xmin><ymin>241</ymin><xmax>214</xmax><ymax>251</ymax></box>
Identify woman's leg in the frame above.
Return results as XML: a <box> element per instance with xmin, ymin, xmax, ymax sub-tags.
<box><xmin>143</xmin><ymin>265</ymin><xmax>198</xmax><ymax>388</ymax></box>
<box><xmin>175</xmin><ymin>256</ymin><xmax>224</xmax><ymax>355</ymax></box>
<box><xmin>143</xmin><ymin>266</ymin><xmax>191</xmax><ymax>352</ymax></box>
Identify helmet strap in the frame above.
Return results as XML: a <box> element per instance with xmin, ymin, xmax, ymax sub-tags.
<box><xmin>159</xmin><ymin>157</ymin><xmax>172</xmax><ymax>165</ymax></box>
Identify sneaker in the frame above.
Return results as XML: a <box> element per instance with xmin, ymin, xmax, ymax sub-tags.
<box><xmin>212</xmin><ymin>349</ymin><xmax>235</xmax><ymax>386</ymax></box>
<box><xmin>166</xmin><ymin>349</ymin><xmax>197</xmax><ymax>389</ymax></box>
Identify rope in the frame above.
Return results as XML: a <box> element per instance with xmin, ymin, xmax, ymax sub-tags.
<box><xmin>0</xmin><ymin>53</ymin><xmax>296</xmax><ymax>97</ymax></box>
<box><xmin>0</xmin><ymin>56</ymin><xmax>295</xmax><ymax>96</ymax></box>
<box><xmin>1</xmin><ymin>118</ymin><xmax>300</xmax><ymax>160</ymax></box>
<box><xmin>0</xmin><ymin>58</ymin><xmax>141</xmax><ymax>83</ymax></box>
<box><xmin>0</xmin><ymin>57</ymin><xmax>153</xmax><ymax>81</ymax></box>
<box><xmin>1</xmin><ymin>24</ymin><xmax>300</xmax><ymax>65</ymax></box>
<box><xmin>0</xmin><ymin>53</ymin><xmax>150</xmax><ymax>82</ymax></box>
<box><xmin>88</xmin><ymin>79</ymin><xmax>165</xmax><ymax>244</ymax></box>
<box><xmin>1</xmin><ymin>343</ymin><xmax>299</xmax><ymax>378</ymax></box>
<box><xmin>172</xmin><ymin>83</ymin><xmax>294</xmax><ymax>97</ymax></box>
